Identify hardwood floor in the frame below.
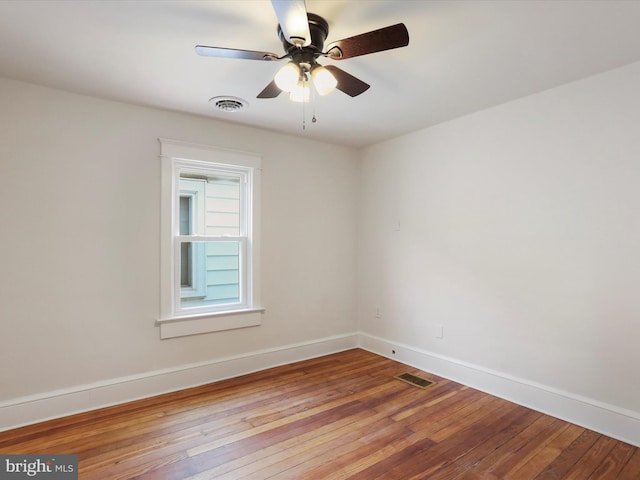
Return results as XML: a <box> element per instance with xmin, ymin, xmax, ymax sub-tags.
<box><xmin>1</xmin><ymin>349</ymin><xmax>638</xmax><ymax>479</ymax></box>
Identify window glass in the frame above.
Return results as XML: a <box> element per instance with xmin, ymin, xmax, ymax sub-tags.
<box><xmin>179</xmin><ymin>241</ymin><xmax>241</xmax><ymax>309</ymax></box>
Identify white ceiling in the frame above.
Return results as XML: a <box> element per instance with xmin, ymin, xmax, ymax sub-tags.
<box><xmin>1</xmin><ymin>0</ymin><xmax>640</xmax><ymax>148</ymax></box>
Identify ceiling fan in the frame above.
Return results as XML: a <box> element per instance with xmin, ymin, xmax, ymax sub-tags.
<box><xmin>195</xmin><ymin>0</ymin><xmax>409</xmax><ymax>102</ymax></box>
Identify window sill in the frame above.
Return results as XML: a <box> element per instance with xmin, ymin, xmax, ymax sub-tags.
<box><xmin>158</xmin><ymin>307</ymin><xmax>265</xmax><ymax>339</ymax></box>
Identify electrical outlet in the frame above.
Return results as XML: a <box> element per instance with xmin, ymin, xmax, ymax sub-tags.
<box><xmin>375</xmin><ymin>307</ymin><xmax>382</xmax><ymax>319</ymax></box>
<box><xmin>436</xmin><ymin>324</ymin><xmax>444</xmax><ymax>339</ymax></box>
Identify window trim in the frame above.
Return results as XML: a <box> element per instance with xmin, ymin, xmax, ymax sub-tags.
<box><xmin>158</xmin><ymin>139</ymin><xmax>263</xmax><ymax>339</ymax></box>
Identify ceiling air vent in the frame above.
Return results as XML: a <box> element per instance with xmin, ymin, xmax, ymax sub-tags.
<box><xmin>209</xmin><ymin>96</ymin><xmax>248</xmax><ymax>113</ymax></box>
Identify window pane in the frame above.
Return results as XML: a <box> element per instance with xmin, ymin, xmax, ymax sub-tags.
<box><xmin>179</xmin><ymin>241</ymin><xmax>241</xmax><ymax>309</ymax></box>
<box><xmin>180</xmin><ymin>242</ymin><xmax>192</xmax><ymax>287</ymax></box>
<box><xmin>179</xmin><ymin>195</ymin><xmax>193</xmax><ymax>287</ymax></box>
<box><xmin>206</xmin><ymin>176</ymin><xmax>241</xmax><ymax>236</ymax></box>
<box><xmin>179</xmin><ymin>196</ymin><xmax>192</xmax><ymax>235</ymax></box>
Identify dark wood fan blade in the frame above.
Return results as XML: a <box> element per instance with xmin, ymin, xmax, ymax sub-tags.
<box><xmin>325</xmin><ymin>23</ymin><xmax>409</xmax><ymax>60</ymax></box>
<box><xmin>324</xmin><ymin>65</ymin><xmax>370</xmax><ymax>97</ymax></box>
<box><xmin>257</xmin><ymin>80</ymin><xmax>283</xmax><ymax>98</ymax></box>
<box><xmin>195</xmin><ymin>45</ymin><xmax>279</xmax><ymax>61</ymax></box>
<box><xmin>271</xmin><ymin>0</ymin><xmax>311</xmax><ymax>47</ymax></box>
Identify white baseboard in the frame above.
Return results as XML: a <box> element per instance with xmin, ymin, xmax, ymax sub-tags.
<box><xmin>357</xmin><ymin>333</ymin><xmax>640</xmax><ymax>447</ymax></box>
<box><xmin>0</xmin><ymin>333</ymin><xmax>359</xmax><ymax>432</ymax></box>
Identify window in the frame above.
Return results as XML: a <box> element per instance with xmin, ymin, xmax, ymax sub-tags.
<box><xmin>158</xmin><ymin>139</ymin><xmax>263</xmax><ymax>339</ymax></box>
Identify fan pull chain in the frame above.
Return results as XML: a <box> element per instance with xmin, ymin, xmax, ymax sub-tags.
<box><xmin>311</xmin><ymin>78</ymin><xmax>317</xmax><ymax>124</ymax></box>
<box><xmin>300</xmin><ymin>73</ymin><xmax>319</xmax><ymax>130</ymax></box>
<box><xmin>312</xmin><ymin>95</ymin><xmax>317</xmax><ymax>124</ymax></box>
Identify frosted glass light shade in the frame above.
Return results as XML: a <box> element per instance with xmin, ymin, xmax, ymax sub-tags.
<box><xmin>311</xmin><ymin>65</ymin><xmax>337</xmax><ymax>95</ymax></box>
<box><xmin>274</xmin><ymin>62</ymin><xmax>300</xmax><ymax>92</ymax></box>
<box><xmin>289</xmin><ymin>80</ymin><xmax>310</xmax><ymax>103</ymax></box>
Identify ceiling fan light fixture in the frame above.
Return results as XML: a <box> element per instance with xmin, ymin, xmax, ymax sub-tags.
<box><xmin>311</xmin><ymin>65</ymin><xmax>337</xmax><ymax>95</ymax></box>
<box><xmin>289</xmin><ymin>79</ymin><xmax>310</xmax><ymax>103</ymax></box>
<box><xmin>196</xmin><ymin>4</ymin><xmax>410</xmax><ymax>103</ymax></box>
<box><xmin>274</xmin><ymin>62</ymin><xmax>300</xmax><ymax>92</ymax></box>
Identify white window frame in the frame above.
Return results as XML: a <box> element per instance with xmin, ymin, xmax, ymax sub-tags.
<box><xmin>158</xmin><ymin>139</ymin><xmax>263</xmax><ymax>339</ymax></box>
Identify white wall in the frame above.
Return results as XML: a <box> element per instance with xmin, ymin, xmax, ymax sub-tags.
<box><xmin>0</xmin><ymin>78</ymin><xmax>358</xmax><ymax>406</ymax></box>
<box><xmin>359</xmin><ymin>61</ymin><xmax>640</xmax><ymax>438</ymax></box>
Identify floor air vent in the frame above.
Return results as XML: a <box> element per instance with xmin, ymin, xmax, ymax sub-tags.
<box><xmin>395</xmin><ymin>372</ymin><xmax>435</xmax><ymax>389</ymax></box>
